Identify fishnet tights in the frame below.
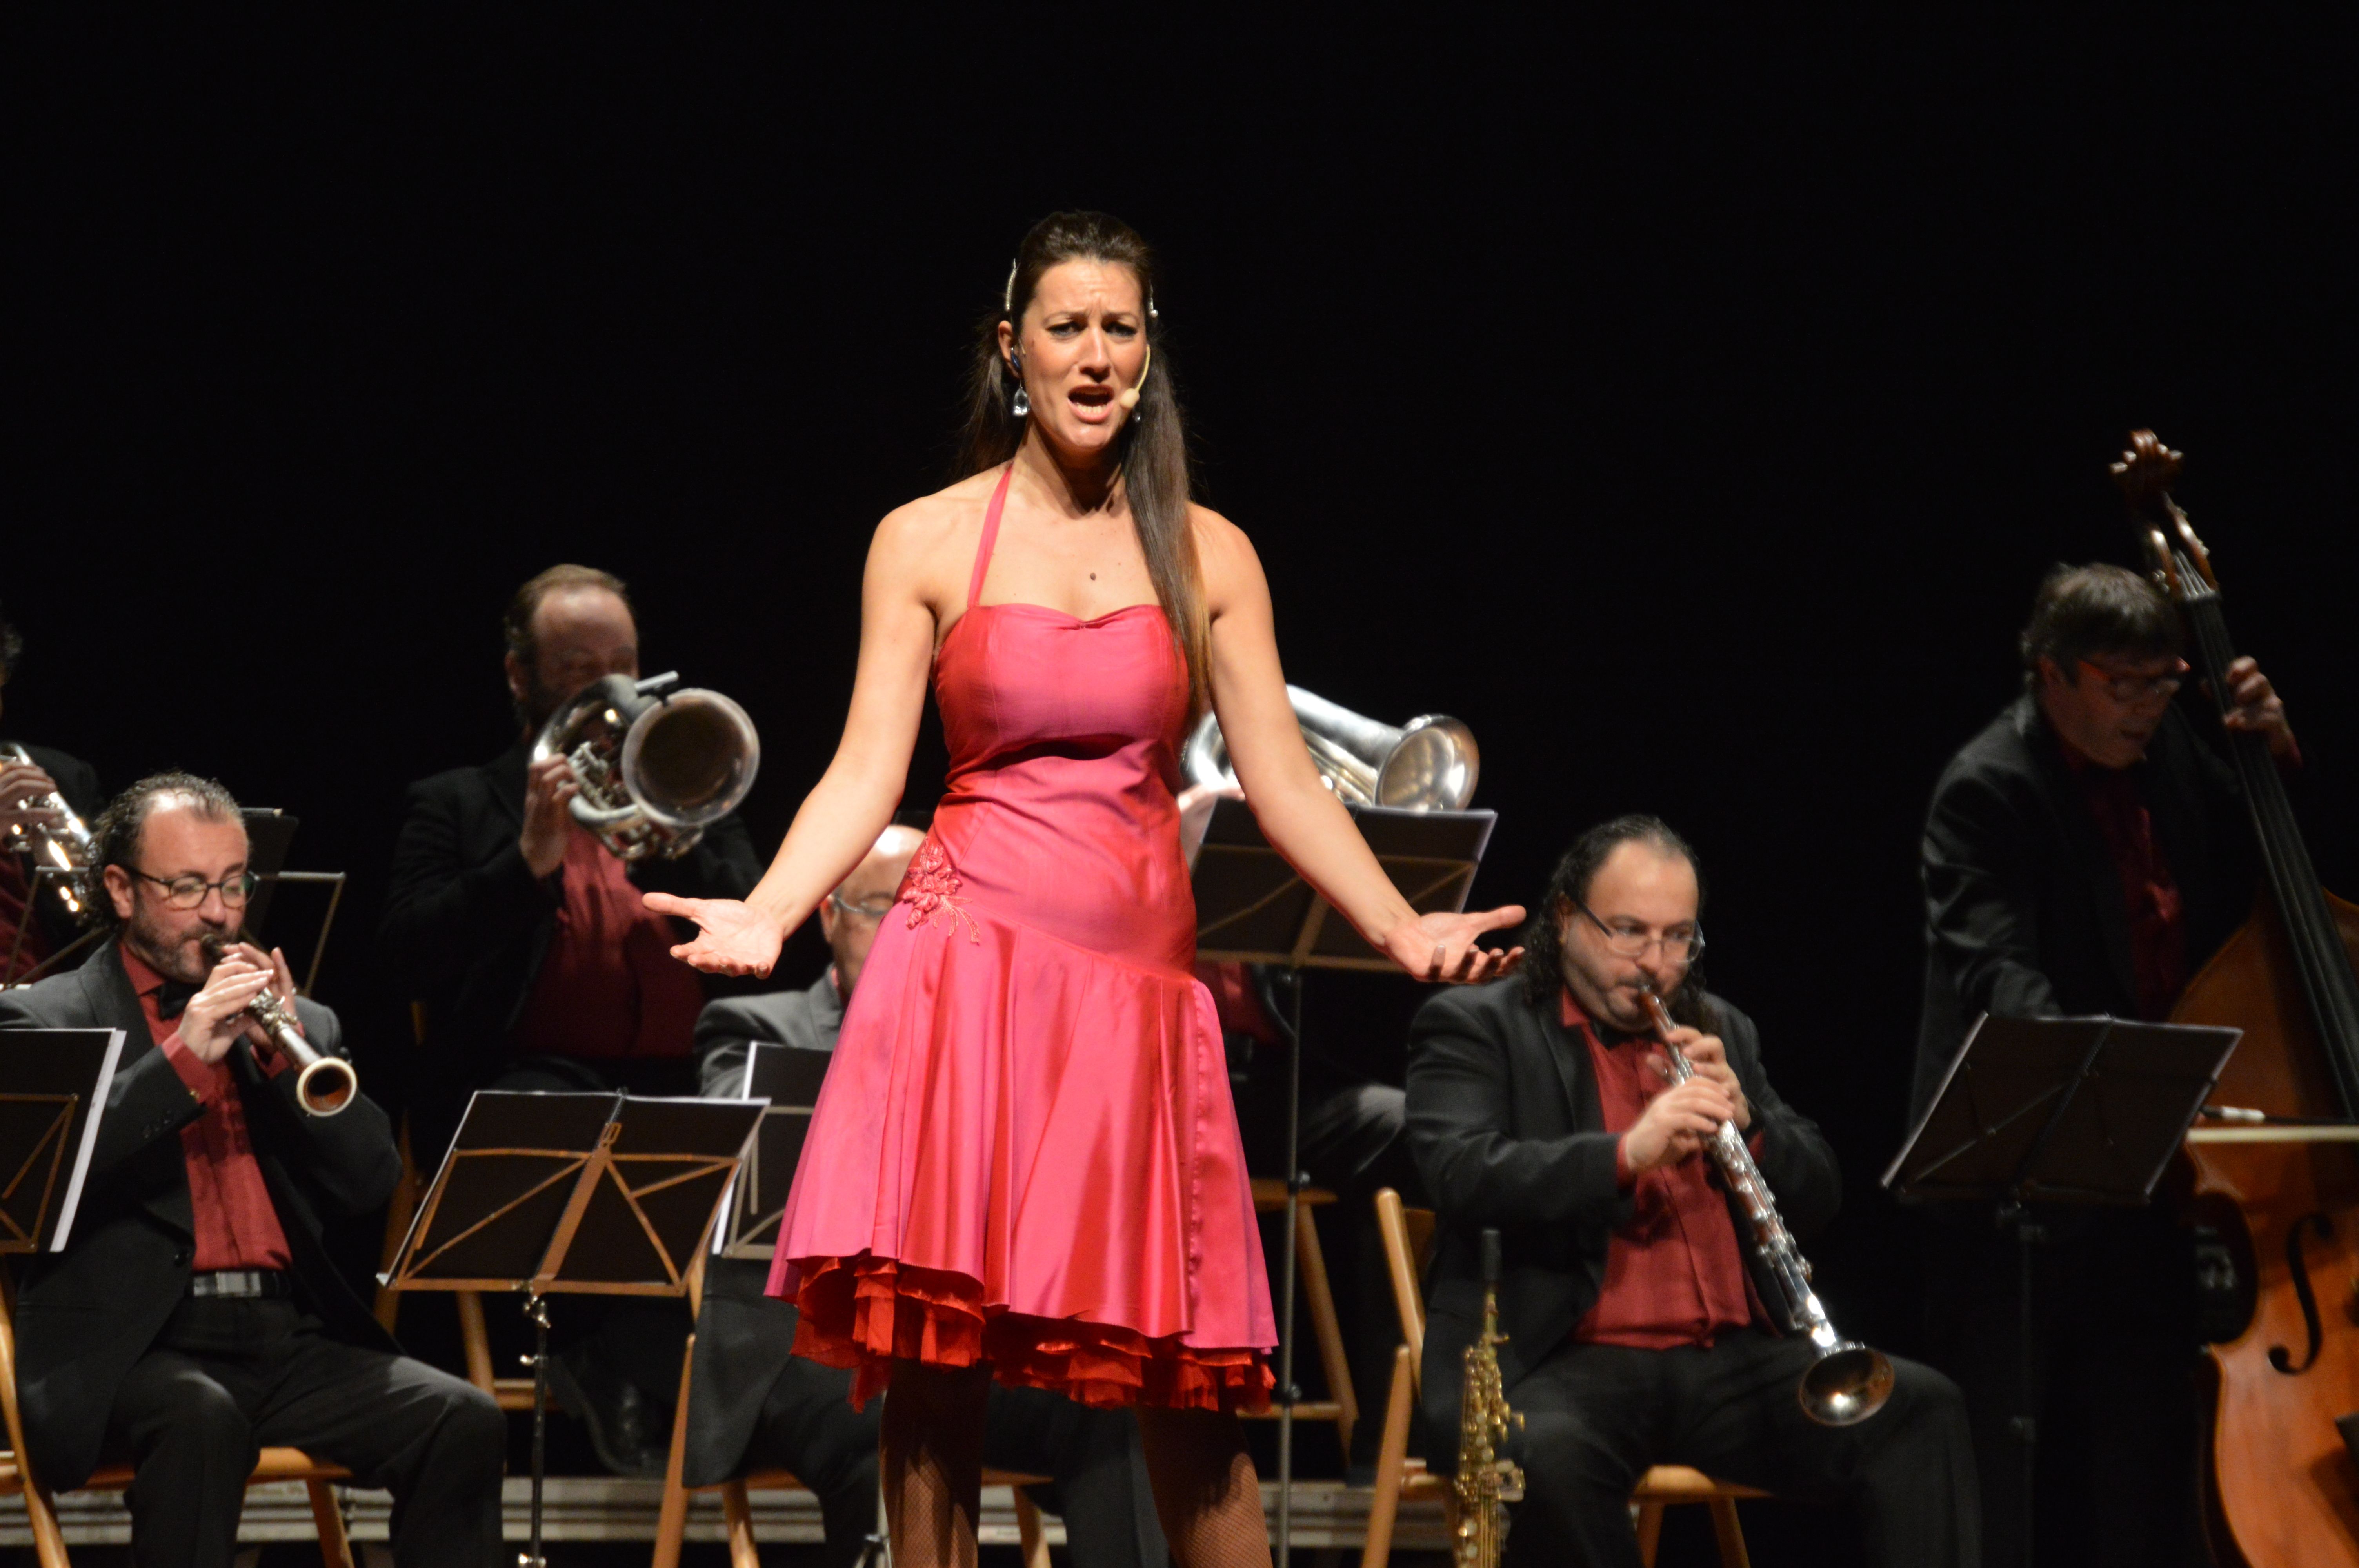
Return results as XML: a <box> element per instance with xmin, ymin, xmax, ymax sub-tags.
<box><xmin>881</xmin><ymin>1361</ymin><xmax>1273</xmax><ymax>1568</ymax></box>
<box><xmin>1139</xmin><ymin>1406</ymin><xmax>1276</xmax><ymax>1568</ymax></box>
<box><xmin>882</xmin><ymin>1359</ymin><xmax>990</xmax><ymax>1568</ymax></box>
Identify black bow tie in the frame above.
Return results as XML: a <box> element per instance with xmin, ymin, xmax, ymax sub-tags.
<box><xmin>155</xmin><ymin>979</ymin><xmax>199</xmax><ymax>1020</ymax></box>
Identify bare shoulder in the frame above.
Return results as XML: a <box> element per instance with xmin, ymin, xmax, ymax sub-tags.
<box><xmin>1189</xmin><ymin>503</ymin><xmax>1266</xmax><ymax>608</ymax></box>
<box><xmin>869</xmin><ymin>471</ymin><xmax>999</xmax><ymax>593</ymax></box>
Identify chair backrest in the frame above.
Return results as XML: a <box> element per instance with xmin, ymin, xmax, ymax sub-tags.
<box><xmin>1373</xmin><ymin>1188</ymin><xmax>1438</xmax><ymax>1401</ymax></box>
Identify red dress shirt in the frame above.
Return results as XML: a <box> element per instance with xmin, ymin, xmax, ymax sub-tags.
<box><xmin>120</xmin><ymin>943</ymin><xmax>293</xmax><ymax>1272</ymax></box>
<box><xmin>0</xmin><ymin>854</ymin><xmax>47</xmax><ymax>984</ymax></box>
<box><xmin>514</xmin><ymin>823</ymin><xmax>708</xmax><ymax>1061</ymax></box>
<box><xmin>1563</xmin><ymin>989</ymin><xmax>1756</xmax><ymax>1349</ymax></box>
<box><xmin>2060</xmin><ymin>743</ymin><xmax>2188</xmax><ymax>1021</ymax></box>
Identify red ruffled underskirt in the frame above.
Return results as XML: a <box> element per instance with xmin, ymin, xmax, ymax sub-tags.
<box><xmin>788</xmin><ymin>1253</ymin><xmax>1274</xmax><ymax>1414</ymax></box>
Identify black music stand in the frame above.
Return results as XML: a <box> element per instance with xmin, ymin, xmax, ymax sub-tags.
<box><xmin>382</xmin><ymin>1090</ymin><xmax>765</xmax><ymax>1568</ymax></box>
<box><xmin>711</xmin><ymin>1041</ymin><xmax>833</xmax><ymax>1261</ymax></box>
<box><xmin>1192</xmin><ymin>797</ymin><xmax>1496</xmax><ymax>1567</ymax></box>
<box><xmin>1883</xmin><ymin>1013</ymin><xmax>2241</xmax><ymax>1568</ymax></box>
<box><xmin>0</xmin><ymin>1027</ymin><xmax>128</xmax><ymax>1255</ymax></box>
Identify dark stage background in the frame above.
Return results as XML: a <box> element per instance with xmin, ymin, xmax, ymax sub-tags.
<box><xmin>11</xmin><ymin>13</ymin><xmax>2358</xmax><ymax>1563</ymax></box>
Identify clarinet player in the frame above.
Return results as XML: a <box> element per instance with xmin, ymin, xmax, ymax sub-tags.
<box><xmin>1405</xmin><ymin>815</ymin><xmax>1979</xmax><ymax>1566</ymax></box>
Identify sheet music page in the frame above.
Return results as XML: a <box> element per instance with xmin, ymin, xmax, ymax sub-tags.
<box><xmin>51</xmin><ymin>1026</ymin><xmax>127</xmax><ymax>1251</ymax></box>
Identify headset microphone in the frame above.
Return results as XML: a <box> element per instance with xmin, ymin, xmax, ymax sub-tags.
<box><xmin>1116</xmin><ymin>342</ymin><xmax>1153</xmax><ymax>412</ymax></box>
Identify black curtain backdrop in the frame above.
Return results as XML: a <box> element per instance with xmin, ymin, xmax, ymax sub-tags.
<box><xmin>11</xmin><ymin>13</ymin><xmax>2357</xmax><ymax>1561</ymax></box>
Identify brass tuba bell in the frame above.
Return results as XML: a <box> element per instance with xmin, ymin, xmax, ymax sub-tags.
<box><xmin>1181</xmin><ymin>686</ymin><xmax>1480</xmax><ymax>811</ymax></box>
<box><xmin>530</xmin><ymin>672</ymin><xmax>761</xmax><ymax>861</ymax></box>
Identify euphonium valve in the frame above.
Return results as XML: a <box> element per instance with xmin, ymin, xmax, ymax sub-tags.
<box><xmin>198</xmin><ymin>936</ymin><xmax>357</xmax><ymax>1118</ymax></box>
<box><xmin>1181</xmin><ymin>686</ymin><xmax>1479</xmax><ymax>811</ymax></box>
<box><xmin>530</xmin><ymin>672</ymin><xmax>761</xmax><ymax>862</ymax></box>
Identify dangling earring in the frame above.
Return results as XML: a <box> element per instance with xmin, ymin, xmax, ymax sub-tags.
<box><xmin>1011</xmin><ymin>384</ymin><xmax>1030</xmax><ymax>418</ymax></box>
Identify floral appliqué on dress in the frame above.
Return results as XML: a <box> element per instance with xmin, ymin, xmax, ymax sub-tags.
<box><xmin>898</xmin><ymin>835</ymin><xmax>980</xmax><ymax>942</ymax></box>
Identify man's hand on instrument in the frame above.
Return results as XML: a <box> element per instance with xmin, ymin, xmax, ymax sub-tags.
<box><xmin>519</xmin><ymin>755</ymin><xmax>580</xmax><ymax>878</ymax></box>
<box><xmin>1659</xmin><ymin>1027</ymin><xmax>1750</xmax><ymax>1131</ymax></box>
<box><xmin>2219</xmin><ymin>655</ymin><xmax>2297</xmax><ymax>760</ymax></box>
<box><xmin>1382</xmin><ymin>905</ymin><xmax>1527</xmax><ymax>985</ymax></box>
<box><xmin>645</xmin><ymin>893</ymin><xmax>785</xmax><ymax>978</ymax></box>
<box><xmin>1622</xmin><ymin>1077</ymin><xmax>1737</xmax><ymax>1174</ymax></box>
<box><xmin>179</xmin><ymin>951</ymin><xmax>276</xmax><ymax>1064</ymax></box>
<box><xmin>0</xmin><ymin>759</ymin><xmax>62</xmax><ymax>836</ymax></box>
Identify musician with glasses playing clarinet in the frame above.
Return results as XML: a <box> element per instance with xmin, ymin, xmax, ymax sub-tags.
<box><xmin>1406</xmin><ymin>815</ymin><xmax>1978</xmax><ymax>1567</ymax></box>
<box><xmin>0</xmin><ymin>773</ymin><xmax>505</xmax><ymax>1568</ymax></box>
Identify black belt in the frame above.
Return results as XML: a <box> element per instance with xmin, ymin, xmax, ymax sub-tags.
<box><xmin>187</xmin><ymin>1269</ymin><xmax>291</xmax><ymax>1300</ymax></box>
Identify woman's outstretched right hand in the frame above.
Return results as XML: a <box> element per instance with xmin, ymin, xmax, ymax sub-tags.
<box><xmin>645</xmin><ymin>892</ymin><xmax>786</xmax><ymax>977</ymax></box>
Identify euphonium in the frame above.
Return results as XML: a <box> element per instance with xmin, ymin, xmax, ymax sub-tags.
<box><xmin>198</xmin><ymin>935</ymin><xmax>357</xmax><ymax>1117</ymax></box>
<box><xmin>531</xmin><ymin>672</ymin><xmax>760</xmax><ymax>862</ymax></box>
<box><xmin>1455</xmin><ymin>1227</ymin><xmax>1522</xmax><ymax>1567</ymax></box>
<box><xmin>0</xmin><ymin>742</ymin><xmax>95</xmax><ymax>918</ymax></box>
<box><xmin>1638</xmin><ymin>987</ymin><xmax>1893</xmax><ymax>1425</ymax></box>
<box><xmin>1180</xmin><ymin>686</ymin><xmax>1479</xmax><ymax>810</ymax></box>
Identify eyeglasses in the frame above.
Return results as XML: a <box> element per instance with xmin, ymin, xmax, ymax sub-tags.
<box><xmin>1575</xmin><ymin>901</ymin><xmax>1703</xmax><ymax>964</ymax></box>
<box><xmin>827</xmin><ymin>891</ymin><xmax>897</xmax><ymax>922</ymax></box>
<box><xmin>2077</xmin><ymin>659</ymin><xmax>2186</xmax><ymax>704</ymax></box>
<box><xmin>130</xmin><ymin>868</ymin><xmax>261</xmax><ymax>910</ymax></box>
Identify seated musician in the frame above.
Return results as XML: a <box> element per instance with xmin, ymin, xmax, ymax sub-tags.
<box><xmin>686</xmin><ymin>825</ymin><xmax>1170</xmax><ymax>1568</ymax></box>
<box><xmin>0</xmin><ymin>602</ymin><xmax>104</xmax><ymax>980</ymax></box>
<box><xmin>1407</xmin><ymin>815</ymin><xmax>1977</xmax><ymax>1568</ymax></box>
<box><xmin>1916</xmin><ymin>563</ymin><xmax>2296</xmax><ymax>1565</ymax></box>
<box><xmin>0</xmin><ymin>774</ymin><xmax>504</xmax><ymax>1568</ymax></box>
<box><xmin>379</xmin><ymin>563</ymin><xmax>763</xmax><ymax>1473</ymax></box>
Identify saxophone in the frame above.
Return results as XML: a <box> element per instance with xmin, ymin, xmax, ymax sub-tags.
<box><xmin>1454</xmin><ymin>1227</ymin><xmax>1522</xmax><ymax>1568</ymax></box>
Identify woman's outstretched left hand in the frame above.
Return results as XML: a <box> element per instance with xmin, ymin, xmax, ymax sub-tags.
<box><xmin>1381</xmin><ymin>905</ymin><xmax>1527</xmax><ymax>984</ymax></box>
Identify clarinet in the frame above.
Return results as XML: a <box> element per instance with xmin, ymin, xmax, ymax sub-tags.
<box><xmin>1637</xmin><ymin>986</ymin><xmax>1892</xmax><ymax>1425</ymax></box>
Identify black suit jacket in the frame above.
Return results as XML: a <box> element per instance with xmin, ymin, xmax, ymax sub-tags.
<box><xmin>1404</xmin><ymin>977</ymin><xmax>1840</xmax><ymax>1466</ymax></box>
<box><xmin>1</xmin><ymin>740</ymin><xmax>103</xmax><ymax>960</ymax></box>
<box><xmin>378</xmin><ymin>740</ymin><xmax>762</xmax><ymax>1140</ymax></box>
<box><xmin>1914</xmin><ymin>694</ymin><xmax>2252</xmax><ymax>1124</ymax></box>
<box><xmin>0</xmin><ymin>942</ymin><xmax>401</xmax><ymax>1489</ymax></box>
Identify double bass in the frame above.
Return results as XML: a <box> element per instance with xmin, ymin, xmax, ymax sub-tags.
<box><xmin>2114</xmin><ymin>431</ymin><xmax>2359</xmax><ymax>1567</ymax></box>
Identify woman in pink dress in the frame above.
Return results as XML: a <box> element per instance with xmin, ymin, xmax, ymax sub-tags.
<box><xmin>650</xmin><ymin>211</ymin><xmax>1523</xmax><ymax>1566</ymax></box>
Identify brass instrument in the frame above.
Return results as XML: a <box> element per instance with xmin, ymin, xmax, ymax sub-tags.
<box><xmin>1181</xmin><ymin>686</ymin><xmax>1479</xmax><ymax>810</ymax></box>
<box><xmin>1455</xmin><ymin>1227</ymin><xmax>1522</xmax><ymax>1567</ymax></box>
<box><xmin>199</xmin><ymin>935</ymin><xmax>357</xmax><ymax>1117</ymax></box>
<box><xmin>530</xmin><ymin>672</ymin><xmax>761</xmax><ymax>862</ymax></box>
<box><xmin>1639</xmin><ymin>987</ymin><xmax>1892</xmax><ymax>1425</ymax></box>
<box><xmin>0</xmin><ymin>742</ymin><xmax>95</xmax><ymax>918</ymax></box>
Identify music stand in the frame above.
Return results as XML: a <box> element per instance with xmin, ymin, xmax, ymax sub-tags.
<box><xmin>381</xmin><ymin>1089</ymin><xmax>766</xmax><ymax>1568</ymax></box>
<box><xmin>1883</xmin><ymin>1013</ymin><xmax>2241</xmax><ymax>1568</ymax></box>
<box><xmin>0</xmin><ymin>1028</ymin><xmax>127</xmax><ymax>1255</ymax></box>
<box><xmin>711</xmin><ymin>1041</ymin><xmax>833</xmax><ymax>1261</ymax></box>
<box><xmin>1193</xmin><ymin>797</ymin><xmax>1496</xmax><ymax>1567</ymax></box>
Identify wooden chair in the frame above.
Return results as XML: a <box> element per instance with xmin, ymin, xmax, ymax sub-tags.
<box><xmin>378</xmin><ymin>1003</ymin><xmax>540</xmax><ymax>1410</ymax></box>
<box><xmin>0</xmin><ymin>1277</ymin><xmax>358</xmax><ymax>1568</ymax></box>
<box><xmin>1359</xmin><ymin>1189</ymin><xmax>1763</xmax><ymax>1568</ymax></box>
<box><xmin>650</xmin><ymin>1256</ymin><xmax>1052</xmax><ymax>1568</ymax></box>
<box><xmin>1243</xmin><ymin>1177</ymin><xmax>1358</xmax><ymax>1458</ymax></box>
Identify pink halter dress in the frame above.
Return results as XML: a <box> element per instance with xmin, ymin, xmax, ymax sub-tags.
<box><xmin>769</xmin><ymin>467</ymin><xmax>1277</xmax><ymax>1412</ymax></box>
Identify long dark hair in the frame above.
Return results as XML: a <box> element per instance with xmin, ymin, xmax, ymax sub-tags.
<box><xmin>1521</xmin><ymin>814</ymin><xmax>1710</xmax><ymax>1024</ymax></box>
<box><xmin>956</xmin><ymin>211</ymin><xmax>1209</xmax><ymax>715</ymax></box>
